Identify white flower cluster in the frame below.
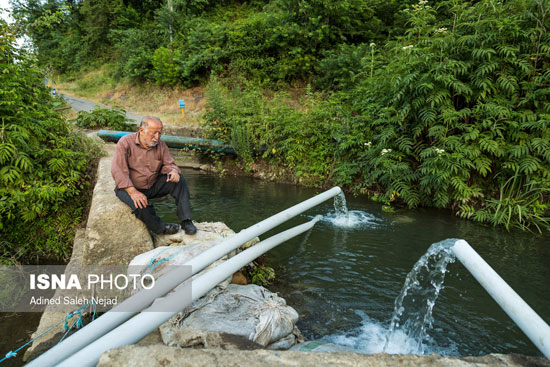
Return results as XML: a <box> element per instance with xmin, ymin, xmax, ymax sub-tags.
<box><xmin>413</xmin><ymin>0</ymin><xmax>431</xmax><ymax>11</ymax></box>
<box><xmin>435</xmin><ymin>148</ymin><xmax>445</xmax><ymax>154</ymax></box>
<box><xmin>381</xmin><ymin>148</ymin><xmax>392</xmax><ymax>155</ymax></box>
<box><xmin>435</xmin><ymin>27</ymin><xmax>448</xmax><ymax>34</ymax></box>
<box><xmin>364</xmin><ymin>141</ymin><xmax>372</xmax><ymax>147</ymax></box>
<box><xmin>370</xmin><ymin>43</ymin><xmax>376</xmax><ymax>47</ymax></box>
<box><xmin>402</xmin><ymin>45</ymin><xmax>414</xmax><ymax>50</ymax></box>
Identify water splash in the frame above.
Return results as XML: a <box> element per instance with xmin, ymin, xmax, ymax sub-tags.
<box><xmin>322</xmin><ymin>210</ymin><xmax>381</xmax><ymax>229</ymax></box>
<box><xmin>383</xmin><ymin>238</ymin><xmax>458</xmax><ymax>354</ymax></box>
<box><xmin>322</xmin><ymin>192</ymin><xmax>381</xmax><ymax>229</ymax></box>
<box><xmin>321</xmin><ymin>310</ymin><xmax>459</xmax><ymax>355</ymax></box>
<box><xmin>320</xmin><ymin>239</ymin><xmax>459</xmax><ymax>355</ymax></box>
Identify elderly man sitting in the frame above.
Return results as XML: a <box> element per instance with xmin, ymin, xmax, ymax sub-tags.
<box><xmin>111</xmin><ymin>116</ymin><xmax>197</xmax><ymax>235</ymax></box>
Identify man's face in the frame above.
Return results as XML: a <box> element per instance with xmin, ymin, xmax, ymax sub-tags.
<box><xmin>140</xmin><ymin>120</ymin><xmax>163</xmax><ymax>148</ymax></box>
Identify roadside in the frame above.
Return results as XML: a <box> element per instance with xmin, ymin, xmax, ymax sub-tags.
<box><xmin>61</xmin><ymin>91</ymin><xmax>203</xmax><ymax>137</ymax></box>
<box><xmin>60</xmin><ymin>92</ymin><xmax>144</xmax><ymax>124</ymax></box>
<box><xmin>50</xmin><ymin>70</ymin><xmax>206</xmax><ymax>128</ymax></box>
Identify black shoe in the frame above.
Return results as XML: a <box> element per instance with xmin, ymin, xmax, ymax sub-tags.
<box><xmin>182</xmin><ymin>220</ymin><xmax>197</xmax><ymax>235</ymax></box>
<box><xmin>163</xmin><ymin>223</ymin><xmax>181</xmax><ymax>235</ymax></box>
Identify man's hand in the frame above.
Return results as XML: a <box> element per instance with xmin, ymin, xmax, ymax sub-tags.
<box><xmin>167</xmin><ymin>169</ymin><xmax>180</xmax><ymax>183</ymax></box>
<box><xmin>125</xmin><ymin>187</ymin><xmax>148</xmax><ymax>209</ymax></box>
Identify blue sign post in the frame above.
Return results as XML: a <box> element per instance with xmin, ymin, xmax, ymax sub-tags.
<box><xmin>178</xmin><ymin>99</ymin><xmax>185</xmax><ymax>118</ymax></box>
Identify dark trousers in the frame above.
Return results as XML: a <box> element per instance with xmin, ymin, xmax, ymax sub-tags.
<box><xmin>115</xmin><ymin>173</ymin><xmax>192</xmax><ymax>234</ymax></box>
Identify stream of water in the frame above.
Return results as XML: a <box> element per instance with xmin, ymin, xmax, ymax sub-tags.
<box><xmin>153</xmin><ymin>168</ymin><xmax>550</xmax><ymax>357</ymax></box>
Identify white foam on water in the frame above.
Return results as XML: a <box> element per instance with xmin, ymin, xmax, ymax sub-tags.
<box><xmin>320</xmin><ymin>210</ymin><xmax>382</xmax><ymax>229</ymax></box>
<box><xmin>320</xmin><ymin>311</ymin><xmax>458</xmax><ymax>355</ymax></box>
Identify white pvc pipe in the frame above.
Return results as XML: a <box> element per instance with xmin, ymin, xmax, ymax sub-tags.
<box><xmin>26</xmin><ymin>187</ymin><xmax>341</xmax><ymax>367</ymax></box>
<box><xmin>55</xmin><ymin>217</ymin><xmax>321</xmax><ymax>367</ymax></box>
<box><xmin>452</xmin><ymin>239</ymin><xmax>550</xmax><ymax>358</ymax></box>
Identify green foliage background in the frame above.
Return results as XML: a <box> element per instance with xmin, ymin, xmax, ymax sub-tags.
<box><xmin>10</xmin><ymin>0</ymin><xmax>550</xmax><ymax>232</ymax></box>
<box><xmin>0</xmin><ymin>19</ymin><xmax>103</xmax><ymax>263</ymax></box>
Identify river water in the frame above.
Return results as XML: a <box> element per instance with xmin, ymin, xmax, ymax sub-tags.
<box><xmin>154</xmin><ymin>168</ymin><xmax>550</xmax><ymax>357</ymax></box>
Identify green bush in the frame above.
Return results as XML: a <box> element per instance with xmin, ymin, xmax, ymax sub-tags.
<box><xmin>344</xmin><ymin>0</ymin><xmax>550</xmax><ymax>232</ymax></box>
<box><xmin>0</xmin><ymin>21</ymin><xmax>104</xmax><ymax>263</ymax></box>
<box><xmin>173</xmin><ymin>18</ymin><xmax>229</xmax><ymax>86</ymax></box>
<box><xmin>316</xmin><ymin>43</ymin><xmax>378</xmax><ymax>90</ymax></box>
<box><xmin>152</xmin><ymin>46</ymin><xmax>182</xmax><ymax>86</ymax></box>
<box><xmin>110</xmin><ymin>25</ymin><xmax>162</xmax><ymax>80</ymax></box>
<box><xmin>203</xmin><ymin>78</ymin><xmax>339</xmax><ymax>184</ymax></box>
<box><xmin>71</xmin><ymin>106</ymin><xmax>135</xmax><ymax>131</ymax></box>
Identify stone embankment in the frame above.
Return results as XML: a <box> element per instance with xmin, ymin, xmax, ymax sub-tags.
<box><xmin>25</xmin><ymin>138</ymin><xmax>550</xmax><ymax>367</ymax></box>
<box><xmin>97</xmin><ymin>347</ymin><xmax>549</xmax><ymax>367</ymax></box>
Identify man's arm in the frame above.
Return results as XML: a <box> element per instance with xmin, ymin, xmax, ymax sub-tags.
<box><xmin>158</xmin><ymin>141</ymin><xmax>181</xmax><ymax>183</ymax></box>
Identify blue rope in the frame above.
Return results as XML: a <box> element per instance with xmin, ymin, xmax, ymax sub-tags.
<box><xmin>90</xmin><ymin>298</ymin><xmax>97</xmax><ymax>321</ymax></box>
<box><xmin>146</xmin><ymin>247</ymin><xmax>186</xmax><ymax>273</ymax></box>
<box><xmin>0</xmin><ymin>300</ymin><xmax>95</xmax><ymax>364</ymax></box>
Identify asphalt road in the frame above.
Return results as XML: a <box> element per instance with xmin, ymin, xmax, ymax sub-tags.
<box><xmin>61</xmin><ymin>92</ymin><xmax>143</xmax><ymax>125</ymax></box>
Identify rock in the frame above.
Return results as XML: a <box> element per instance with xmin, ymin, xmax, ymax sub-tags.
<box><xmin>231</xmin><ymin>271</ymin><xmax>248</xmax><ymax>285</ymax></box>
<box><xmin>266</xmin><ymin>332</ymin><xmax>295</xmax><ymax>350</ymax></box>
<box><xmin>83</xmin><ymin>155</ymin><xmax>153</xmax><ymax>265</ymax></box>
<box><xmin>129</xmin><ymin>222</ymin><xmax>258</xmax><ymax>294</ymax></box>
<box><xmin>160</xmin><ymin>284</ymin><xmax>299</xmax><ymax>349</ymax></box>
<box><xmin>290</xmin><ymin>340</ymin><xmax>355</xmax><ymax>353</ymax></box>
<box><xmin>97</xmin><ymin>346</ymin><xmax>550</xmax><ymax>367</ymax></box>
<box><xmin>151</xmin><ymin>221</ymin><xmax>235</xmax><ymax>248</ymax></box>
<box><xmin>199</xmin><ymin>164</ymin><xmax>215</xmax><ymax>172</ymax></box>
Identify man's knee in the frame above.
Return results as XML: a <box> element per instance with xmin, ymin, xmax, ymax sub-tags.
<box><xmin>173</xmin><ymin>174</ymin><xmax>188</xmax><ymax>192</ymax></box>
<box><xmin>115</xmin><ymin>187</ymin><xmax>137</xmax><ymax>211</ymax></box>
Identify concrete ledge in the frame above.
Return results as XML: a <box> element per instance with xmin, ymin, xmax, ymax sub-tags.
<box><xmin>24</xmin><ymin>145</ymin><xmax>154</xmax><ymax>362</ymax></box>
<box><xmin>83</xmin><ymin>151</ymin><xmax>153</xmax><ymax>265</ymax></box>
<box><xmin>97</xmin><ymin>346</ymin><xmax>550</xmax><ymax>367</ymax></box>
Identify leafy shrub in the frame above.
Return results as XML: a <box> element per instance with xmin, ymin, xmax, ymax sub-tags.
<box><xmin>316</xmin><ymin>43</ymin><xmax>378</xmax><ymax>90</ymax></box>
<box><xmin>0</xmin><ymin>21</ymin><xmax>104</xmax><ymax>262</ymax></box>
<box><xmin>344</xmin><ymin>0</ymin><xmax>550</xmax><ymax>232</ymax></box>
<box><xmin>242</xmin><ymin>260</ymin><xmax>276</xmax><ymax>286</ymax></box>
<box><xmin>203</xmin><ymin>78</ymin><xmax>339</xmax><ymax>184</ymax></box>
<box><xmin>203</xmin><ymin>0</ymin><xmax>550</xmax><ymax>232</ymax></box>
<box><xmin>71</xmin><ymin>106</ymin><xmax>135</xmax><ymax>131</ymax></box>
<box><xmin>173</xmin><ymin>18</ymin><xmax>229</xmax><ymax>86</ymax></box>
<box><xmin>152</xmin><ymin>47</ymin><xmax>182</xmax><ymax>86</ymax></box>
<box><xmin>109</xmin><ymin>26</ymin><xmax>161</xmax><ymax>80</ymax></box>
<box><xmin>231</xmin><ymin>123</ymin><xmax>254</xmax><ymax>163</ymax></box>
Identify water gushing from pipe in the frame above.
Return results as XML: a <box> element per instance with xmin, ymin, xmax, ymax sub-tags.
<box><xmin>383</xmin><ymin>239</ymin><xmax>457</xmax><ymax>354</ymax></box>
<box><xmin>333</xmin><ymin>192</ymin><xmax>349</xmax><ymax>217</ymax></box>
<box><xmin>323</xmin><ymin>192</ymin><xmax>381</xmax><ymax>229</ymax></box>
